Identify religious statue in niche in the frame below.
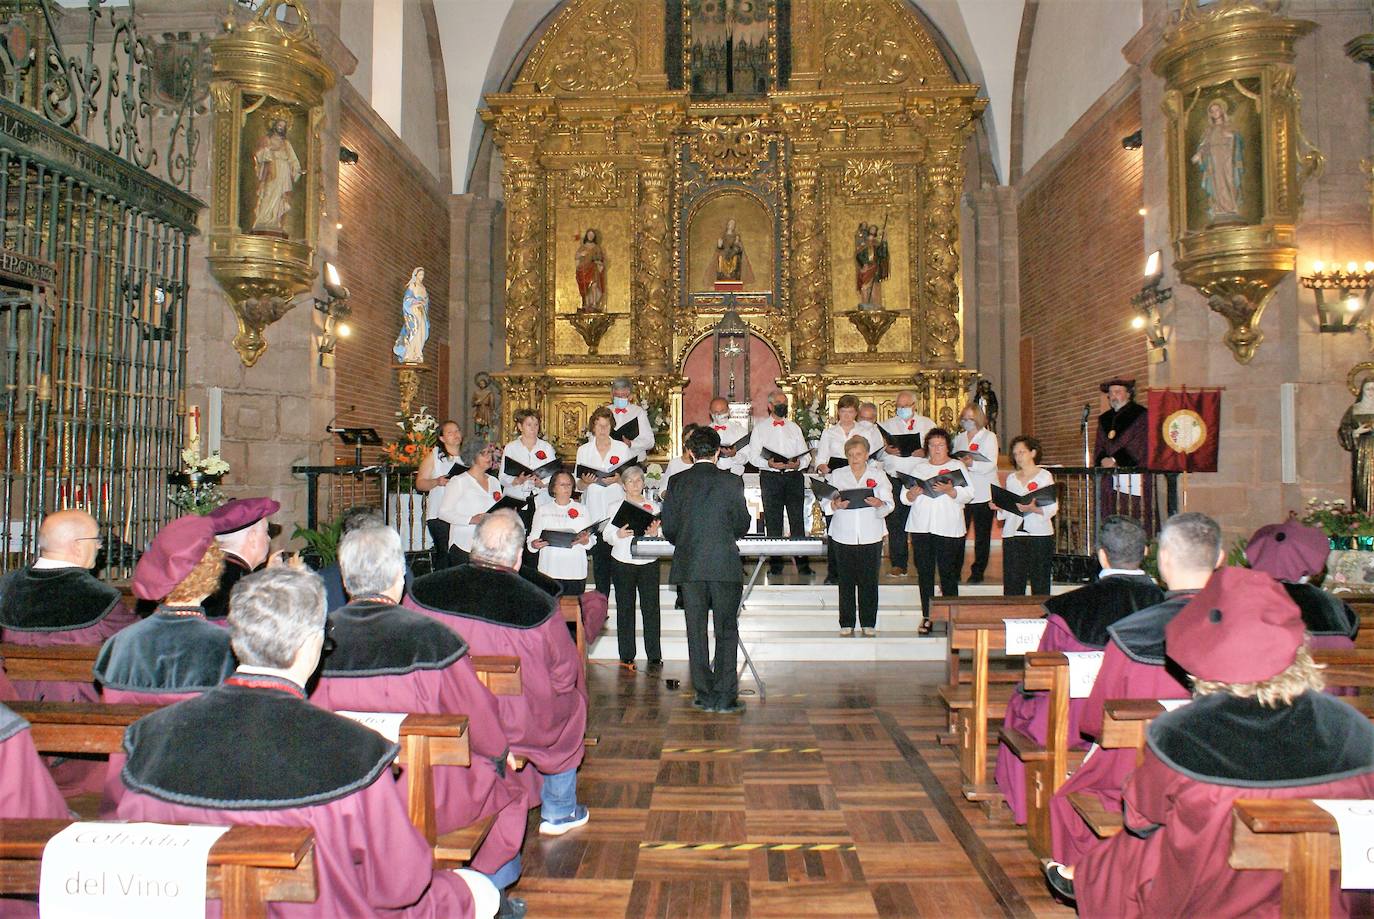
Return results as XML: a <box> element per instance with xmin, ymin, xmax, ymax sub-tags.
<box><xmin>854</xmin><ymin>220</ymin><xmax>890</xmax><ymax>309</ymax></box>
<box><xmin>250</xmin><ymin>106</ymin><xmax>302</xmax><ymax>236</ymax></box>
<box><xmin>1339</xmin><ymin>370</ymin><xmax>1374</xmax><ymax>513</ymax></box>
<box><xmin>574</xmin><ymin>229</ymin><xmax>607</xmax><ymax>312</ymax></box>
<box><xmin>1192</xmin><ymin>98</ymin><xmax>1245</xmax><ymax>225</ymax></box>
<box><xmin>393</xmin><ymin>267</ymin><xmax>429</xmax><ymax>364</ymax></box>
<box><xmin>705</xmin><ymin>218</ymin><xmax>755</xmax><ymax>290</ymax></box>
<box><xmin>974</xmin><ymin>378</ymin><xmax>1000</xmax><ymax>434</ymax></box>
<box><xmin>689</xmin><ymin>0</ymin><xmax>772</xmax><ymax>96</ymax></box>
<box><xmin>471</xmin><ymin>371</ymin><xmax>497</xmax><ymax>441</ymax></box>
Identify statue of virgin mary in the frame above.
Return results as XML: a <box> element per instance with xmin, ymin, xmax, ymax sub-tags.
<box><xmin>393</xmin><ymin>267</ymin><xmax>429</xmax><ymax>364</ymax></box>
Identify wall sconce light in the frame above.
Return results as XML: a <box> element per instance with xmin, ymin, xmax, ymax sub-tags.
<box><xmin>1300</xmin><ymin>260</ymin><xmax>1374</xmax><ymax>333</ymax></box>
<box><xmin>314</xmin><ymin>261</ymin><xmax>352</xmax><ymax>367</ymax></box>
<box><xmin>1131</xmin><ymin>250</ymin><xmax>1172</xmax><ymax>363</ymax></box>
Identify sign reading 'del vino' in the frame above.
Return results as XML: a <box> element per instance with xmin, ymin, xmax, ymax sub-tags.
<box><xmin>39</xmin><ymin>822</ymin><xmax>230</xmax><ymax>919</ymax></box>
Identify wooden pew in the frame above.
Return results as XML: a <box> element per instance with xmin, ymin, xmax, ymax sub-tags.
<box><xmin>938</xmin><ymin>609</ymin><xmax>1022</xmax><ymax>794</ymax></box>
<box><xmin>930</xmin><ymin>595</ymin><xmax>1050</xmax><ymax>688</ymax></box>
<box><xmin>470</xmin><ymin>655</ymin><xmax>522</xmax><ymax>695</ymax></box>
<box><xmin>996</xmin><ymin>651</ymin><xmax>1075</xmax><ymax>857</ymax></box>
<box><xmin>0</xmin><ymin>818</ymin><xmax>316</xmax><ymax>918</ymax></box>
<box><xmin>1230</xmin><ymin>799</ymin><xmax>1342</xmax><ymax>919</ymax></box>
<box><xmin>560</xmin><ymin>595</ymin><xmax>585</xmax><ymax>662</ymax></box>
<box><xmin>0</xmin><ymin>643</ymin><xmax>99</xmax><ymax>682</ymax></box>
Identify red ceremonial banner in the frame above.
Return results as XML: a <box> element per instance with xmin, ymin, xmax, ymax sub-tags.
<box><xmin>1147</xmin><ymin>388</ymin><xmax>1221</xmax><ymax>472</ymax></box>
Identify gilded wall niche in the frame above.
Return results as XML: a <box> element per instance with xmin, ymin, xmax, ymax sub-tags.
<box><xmin>687</xmin><ymin>191</ymin><xmax>775</xmax><ymax>295</ymax></box>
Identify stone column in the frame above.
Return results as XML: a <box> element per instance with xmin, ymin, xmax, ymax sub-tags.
<box><xmin>964</xmin><ymin>185</ymin><xmax>1021</xmax><ymax>439</ymax></box>
<box><xmin>449</xmin><ymin>193</ymin><xmax>501</xmax><ymax>431</ymax></box>
<box><xmin>501</xmin><ymin>155</ymin><xmax>544</xmax><ymax>372</ymax></box>
<box><xmin>633</xmin><ymin>157</ymin><xmax>673</xmax><ymax>375</ymax></box>
<box><xmin>789</xmin><ymin>152</ymin><xmax>828</xmax><ymax>373</ymax></box>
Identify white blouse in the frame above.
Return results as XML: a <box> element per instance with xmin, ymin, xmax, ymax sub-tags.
<box><xmin>816</xmin><ymin>422</ymin><xmax>884</xmax><ymax>472</ymax></box>
<box><xmin>602</xmin><ymin>495</ymin><xmax>661</xmax><ymax>565</ymax></box>
<box><xmin>821</xmin><ymin>463</ymin><xmax>893</xmax><ymax>546</ymax></box>
<box><xmin>661</xmin><ymin>455</ymin><xmax>692</xmax><ymax>492</ymax></box>
<box><xmin>422</xmin><ymin>447</ymin><xmax>463</xmax><ymax>520</ymax></box>
<box><xmin>952</xmin><ymin>427</ymin><xmax>1000</xmax><ymax>503</ymax></box>
<box><xmin>500</xmin><ymin>437</ymin><xmax>558</xmax><ymax>501</ymax></box>
<box><xmin>437</xmin><ymin>471</ymin><xmax>503</xmax><ymax>551</ymax></box>
<box><xmin>901</xmin><ymin>457</ymin><xmax>972</xmax><ymax>537</ymax></box>
<box><xmin>574</xmin><ymin>440</ymin><xmax>627</xmax><ymax>521</ymax></box>
<box><xmin>527</xmin><ymin>499</ymin><xmax>590</xmax><ymax>579</ymax></box>
<box><xmin>586</xmin><ymin>402</ymin><xmax>656</xmax><ymax>460</ymax></box>
<box><xmin>878</xmin><ymin>414</ymin><xmax>935</xmax><ymax>474</ymax></box>
<box><xmin>999</xmin><ymin>467</ymin><xmax>1058</xmax><ymax>538</ymax></box>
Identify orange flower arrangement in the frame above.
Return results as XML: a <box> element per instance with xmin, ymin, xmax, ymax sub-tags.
<box><xmin>382</xmin><ymin>407</ymin><xmax>439</xmax><ymax>468</ymax></box>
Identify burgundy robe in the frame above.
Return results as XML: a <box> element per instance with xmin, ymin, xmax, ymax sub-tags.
<box><xmin>408</xmin><ymin>564</ymin><xmax>588</xmax><ymax>776</ymax></box>
<box><xmin>1093</xmin><ymin>400</ymin><xmax>1153</xmax><ymax>527</ymax></box>
<box><xmin>310</xmin><ymin>598</ymin><xmax>531</xmax><ymax>873</ymax></box>
<box><xmin>1049</xmin><ymin>620</ymin><xmax>1193</xmax><ymax>865</ymax></box>
<box><xmin>993</xmin><ymin>574</ymin><xmax>1163</xmax><ymax>824</ymax></box>
<box><xmin>0</xmin><ymin>704</ymin><xmax>70</xmax><ymax>918</ymax></box>
<box><xmin>0</xmin><ymin>665</ymin><xmax>15</xmax><ymax>701</ymax></box>
<box><xmin>1078</xmin><ymin>691</ymin><xmax>1374</xmax><ymax>917</ymax></box>
<box><xmin>116</xmin><ymin>673</ymin><xmax>480</xmax><ymax>918</ymax></box>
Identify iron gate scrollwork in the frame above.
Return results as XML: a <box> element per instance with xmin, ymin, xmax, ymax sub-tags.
<box><xmin>0</xmin><ymin>0</ymin><xmax>203</xmax><ymax>577</ymax></box>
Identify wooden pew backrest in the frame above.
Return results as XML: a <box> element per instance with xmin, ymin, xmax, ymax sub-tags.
<box><xmin>0</xmin><ymin>643</ymin><xmax>99</xmax><ymax>682</ymax></box>
<box><xmin>1230</xmin><ymin>799</ymin><xmax>1340</xmax><ymax>919</ymax></box>
<box><xmin>470</xmin><ymin>655</ymin><xmax>522</xmax><ymax>695</ymax></box>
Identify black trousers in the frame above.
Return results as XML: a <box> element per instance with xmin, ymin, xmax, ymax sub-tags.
<box><xmin>446</xmin><ymin>544</ymin><xmax>470</xmax><ymax>568</ymax></box>
<box><xmin>834</xmin><ymin>540</ymin><xmax>882</xmax><ymax>629</ymax></box>
<box><xmin>911</xmin><ymin>532</ymin><xmax>962</xmax><ymax>618</ymax></box>
<box><xmin>680</xmin><ymin>580</ymin><xmax>743</xmax><ymax>706</ymax></box>
<box><xmin>885</xmin><ymin>485</ymin><xmax>911</xmax><ymax>568</ymax></box>
<box><xmin>554</xmin><ymin>577</ymin><xmax>586</xmax><ymax>598</ymax></box>
<box><xmin>590</xmin><ymin>538</ymin><xmax>613</xmax><ymax>595</ymax></box>
<box><xmin>613</xmin><ymin>558</ymin><xmax>662</xmax><ymax>663</ymax></box>
<box><xmin>1003</xmin><ymin>535</ymin><xmax>1053</xmax><ymax>596</ymax></box>
<box><xmin>962</xmin><ymin>501</ymin><xmax>993</xmax><ymax>579</ymax></box>
<box><xmin>759</xmin><ymin>471</ymin><xmax>808</xmax><ymax>570</ymax></box>
<box><xmin>426</xmin><ymin>519</ymin><xmax>451</xmax><ymax>572</ymax></box>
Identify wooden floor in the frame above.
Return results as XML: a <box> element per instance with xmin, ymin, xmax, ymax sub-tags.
<box><xmin>516</xmin><ymin>661</ymin><xmax>1074</xmax><ymax>918</ymax></box>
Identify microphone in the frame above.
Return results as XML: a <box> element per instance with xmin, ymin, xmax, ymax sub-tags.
<box><xmin>1080</xmin><ymin>403</ymin><xmax>1091</xmax><ymax>432</ymax></box>
<box><xmin>326</xmin><ymin>404</ymin><xmax>357</xmax><ymax>434</ymax></box>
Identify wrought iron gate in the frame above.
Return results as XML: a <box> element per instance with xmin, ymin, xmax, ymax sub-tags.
<box><xmin>0</xmin><ymin>0</ymin><xmax>203</xmax><ymax>576</ymax></box>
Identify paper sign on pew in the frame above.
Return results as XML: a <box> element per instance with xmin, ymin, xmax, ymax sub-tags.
<box><xmin>337</xmin><ymin>710</ymin><xmax>407</xmax><ymax>744</ymax></box>
<box><xmin>1063</xmin><ymin>651</ymin><xmax>1105</xmax><ymax>698</ymax></box>
<box><xmin>1313</xmin><ymin>800</ymin><xmax>1374</xmax><ymax>888</ymax></box>
<box><xmin>39</xmin><ymin>822</ymin><xmax>229</xmax><ymax>919</ymax></box>
<box><xmin>1159</xmin><ymin>699</ymin><xmax>1191</xmax><ymax>712</ymax></box>
<box><xmin>1004</xmin><ymin>618</ymin><xmax>1048</xmax><ymax>655</ymax></box>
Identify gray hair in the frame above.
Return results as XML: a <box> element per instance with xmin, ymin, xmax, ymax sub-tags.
<box><xmin>228</xmin><ymin>567</ymin><xmax>326</xmax><ymax>669</ymax></box>
<box><xmin>460</xmin><ymin>439</ymin><xmax>491</xmax><ymax>467</ymax></box>
<box><xmin>611</xmin><ymin>378</ymin><xmax>632</xmax><ymax>392</ymax></box>
<box><xmin>338</xmin><ymin>524</ymin><xmax>405</xmax><ymax>599</ymax></box>
<box><xmin>1098</xmin><ymin>515</ymin><xmax>1148</xmax><ymax>569</ymax></box>
<box><xmin>471</xmin><ymin>510</ymin><xmax>526</xmax><ymax>568</ymax></box>
<box><xmin>1158</xmin><ymin>512</ymin><xmax>1222</xmax><ymax>573</ymax></box>
<box><xmin>620</xmin><ymin>465</ymin><xmax>645</xmax><ymax>487</ymax></box>
<box><xmin>338</xmin><ymin>506</ymin><xmax>384</xmax><ymax>538</ymax></box>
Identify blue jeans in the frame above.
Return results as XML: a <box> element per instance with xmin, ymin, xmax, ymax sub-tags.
<box><xmin>540</xmin><ymin>767</ymin><xmax>579</xmax><ymax>821</ymax></box>
<box><xmin>483</xmin><ymin>854</ymin><xmax>522</xmax><ymax>891</ymax></box>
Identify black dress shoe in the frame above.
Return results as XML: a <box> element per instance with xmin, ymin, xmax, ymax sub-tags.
<box><xmin>797</xmin><ymin>563</ymin><xmax>814</xmax><ymax>575</ymax></box>
<box><xmin>691</xmin><ymin>697</ymin><xmax>712</xmax><ymax>711</ymax></box>
<box><xmin>823</xmin><ymin>575</ymin><xmax>839</xmax><ymax>585</ymax></box>
<box><xmin>647</xmin><ymin>659</ymin><xmax>664</xmax><ymax>672</ymax></box>
<box><xmin>967</xmin><ymin>574</ymin><xmax>984</xmax><ymax>584</ymax></box>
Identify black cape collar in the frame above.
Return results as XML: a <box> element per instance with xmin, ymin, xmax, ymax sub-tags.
<box><xmin>1108</xmin><ymin>590</ymin><xmax>1199</xmax><ymax>665</ymax></box>
<box><xmin>91</xmin><ymin>613</ymin><xmax>236</xmax><ymax>693</ymax></box>
<box><xmin>1148</xmin><ymin>691</ymin><xmax>1374</xmax><ymax>787</ymax></box>
<box><xmin>1042</xmin><ymin>573</ymin><xmax>1164</xmax><ymax>648</ymax></box>
<box><xmin>121</xmin><ymin>677</ymin><xmax>396</xmax><ymax>809</ymax></box>
<box><xmin>409</xmin><ymin>563</ymin><xmax>559</xmax><ymax>629</ymax></box>
<box><xmin>0</xmin><ymin>566</ymin><xmax>121</xmax><ymax>631</ymax></box>
<box><xmin>1283</xmin><ymin>582</ymin><xmax>1358</xmax><ymax>638</ymax></box>
<box><xmin>319</xmin><ymin>599</ymin><xmax>468</xmax><ymax>677</ymax></box>
<box><xmin>1098</xmin><ymin>400</ymin><xmax>1146</xmax><ymax>432</ymax></box>
<box><xmin>0</xmin><ymin>702</ymin><xmax>28</xmax><ymax>743</ymax></box>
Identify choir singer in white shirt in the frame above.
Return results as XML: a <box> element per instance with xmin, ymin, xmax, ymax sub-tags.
<box><xmin>999</xmin><ymin>435</ymin><xmax>1058</xmax><ymax>596</ymax></box>
<box><xmin>704</xmin><ymin>397</ymin><xmax>748</xmax><ymax>475</ymax></box>
<box><xmin>902</xmin><ymin>428</ymin><xmax>972</xmax><ymax>635</ymax></box>
<box><xmin>823</xmin><ymin>435</ymin><xmax>893</xmax><ymax>637</ymax></box>
<box><xmin>436</xmin><ymin>441</ymin><xmax>504</xmax><ymax>568</ymax></box>
<box><xmin>747</xmin><ymin>391</ymin><xmax>813</xmax><ymax>579</ymax></box>
<box><xmin>879</xmin><ymin>391</ymin><xmax>934</xmax><ymax>577</ymax></box>
<box><xmin>816</xmin><ymin>394</ymin><xmax>885</xmax><ymax>584</ymax></box>
<box><xmin>953</xmin><ymin>403</ymin><xmax>999</xmax><ymax>585</ymax></box>
<box><xmin>596</xmin><ymin>378</ymin><xmax>656</xmax><ymax>462</ymax></box>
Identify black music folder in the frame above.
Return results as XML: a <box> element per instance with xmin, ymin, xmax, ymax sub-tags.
<box><xmin>820</xmin><ymin>455</ymin><xmax>847</xmax><ymax>471</ymax></box>
<box><xmin>720</xmin><ymin>433</ymin><xmax>750</xmax><ymax>454</ymax></box>
<box><xmin>611</xmin><ymin>416</ymin><xmax>640</xmax><ymax>444</ymax></box>
<box><xmin>909</xmin><ymin>467</ymin><xmax>968</xmax><ymax>498</ymax></box>
<box><xmin>487</xmin><ymin>495</ymin><xmax>529</xmax><ymax>514</ymax></box>
<box><xmin>949</xmin><ymin>449</ymin><xmax>991</xmax><ymax>464</ymax></box>
<box><xmin>760</xmin><ymin>446</ymin><xmax>810</xmax><ymax>465</ymax></box>
<box><xmin>503</xmin><ymin>455</ymin><xmax>562</xmax><ymax>480</ymax></box>
<box><xmin>610</xmin><ymin>501</ymin><xmax>659</xmax><ymax>536</ymax></box>
<box><xmin>809</xmin><ymin>479</ymin><xmax>838</xmax><ymax>501</ymax></box>
<box><xmin>574</xmin><ymin>460</ymin><xmax>637</xmax><ymax>481</ymax></box>
<box><xmin>541</xmin><ymin>528</ymin><xmax>594</xmax><ymax>549</ymax></box>
<box><xmin>991</xmin><ymin>483</ymin><xmax>1058</xmax><ymax>516</ymax></box>
<box><xmin>878</xmin><ymin>428</ymin><xmax>922</xmax><ymax>456</ymax></box>
<box><xmin>810</xmin><ymin>479</ymin><xmax>874</xmax><ymax>506</ymax></box>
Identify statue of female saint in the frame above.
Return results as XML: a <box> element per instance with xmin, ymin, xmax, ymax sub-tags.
<box><xmin>574</xmin><ymin>229</ymin><xmax>606</xmax><ymax>312</ymax></box>
<box><xmin>1191</xmin><ymin>99</ymin><xmax>1244</xmax><ymax>223</ymax></box>
<box><xmin>393</xmin><ymin>267</ymin><xmax>429</xmax><ymax>365</ymax></box>
<box><xmin>704</xmin><ymin>217</ymin><xmax>755</xmax><ymax>288</ymax></box>
<box><xmin>251</xmin><ymin>110</ymin><xmax>302</xmax><ymax>236</ymax></box>
<box><xmin>1340</xmin><ymin>377</ymin><xmax>1374</xmax><ymax>513</ymax></box>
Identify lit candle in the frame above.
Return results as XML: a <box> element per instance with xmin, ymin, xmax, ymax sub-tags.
<box><xmin>1348</xmin><ymin>262</ymin><xmax>1359</xmax><ymax>274</ymax></box>
<box><xmin>1313</xmin><ymin>260</ymin><xmax>1325</xmax><ymax>274</ymax></box>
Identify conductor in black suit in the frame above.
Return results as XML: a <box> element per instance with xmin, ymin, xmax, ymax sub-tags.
<box><xmin>660</xmin><ymin>426</ymin><xmax>752</xmax><ymax>713</ymax></box>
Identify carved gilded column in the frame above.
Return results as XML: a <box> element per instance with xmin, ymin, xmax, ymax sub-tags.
<box><xmin>920</xmin><ymin>158</ymin><xmax>963</xmax><ymax>366</ymax></box>
<box><xmin>493</xmin><ymin>373</ymin><xmax>547</xmax><ymax>442</ymax></box>
<box><xmin>502</xmin><ymin>155</ymin><xmax>544</xmax><ymax>371</ymax></box>
<box><xmin>633</xmin><ymin>157</ymin><xmax>673</xmax><ymax>374</ymax></box>
<box><xmin>789</xmin><ymin>154</ymin><xmax>828</xmax><ymax>373</ymax></box>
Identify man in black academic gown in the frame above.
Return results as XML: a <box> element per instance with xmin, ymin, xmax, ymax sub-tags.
<box><xmin>1094</xmin><ymin>378</ymin><xmax>1153</xmax><ymax>528</ymax></box>
<box><xmin>1041</xmin><ymin>514</ymin><xmax>1163</xmax><ymax>649</ymax></box>
<box><xmin>201</xmin><ymin>497</ymin><xmax>279</xmax><ymax>619</ymax></box>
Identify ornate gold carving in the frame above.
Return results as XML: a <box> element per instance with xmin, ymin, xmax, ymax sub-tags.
<box><xmin>844</xmin><ymin>309</ymin><xmax>899</xmax><ymax>353</ymax></box>
<box><xmin>790</xmin><ymin>158</ymin><xmax>828</xmax><ymax>372</ymax></box>
<box><xmin>688</xmin><ymin>117</ymin><xmax>773</xmax><ymax>179</ymax></box>
<box><xmin>634</xmin><ymin>162</ymin><xmax>672</xmax><ymax>372</ymax></box>
<box><xmin>566</xmin><ymin>162</ymin><xmax>620</xmax><ymax>207</ymax></box>
<box><xmin>841</xmin><ymin>159</ymin><xmax>897</xmax><ymax>202</ymax></box>
<box><xmin>395</xmin><ymin>365</ymin><xmax>430</xmax><ymax>416</ymax></box>
<box><xmin>816</xmin><ymin>0</ymin><xmax>951</xmax><ymax>88</ymax></box>
<box><xmin>565</xmin><ymin>313</ymin><xmax>618</xmax><ymax>354</ymax></box>
<box><xmin>920</xmin><ymin>166</ymin><xmax>962</xmax><ymax>364</ymax></box>
<box><xmin>492</xmin><ymin>373</ymin><xmax>548</xmax><ymax>442</ymax></box>
<box><xmin>556</xmin><ymin>402</ymin><xmax>589</xmax><ymax>449</ymax></box>
<box><xmin>503</xmin><ymin>159</ymin><xmax>544</xmax><ymax>369</ymax></box>
<box><xmin>530</xmin><ymin>0</ymin><xmax>637</xmax><ymax>94</ymax></box>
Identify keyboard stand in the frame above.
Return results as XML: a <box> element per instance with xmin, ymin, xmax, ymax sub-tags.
<box><xmin>735</xmin><ymin>555</ymin><xmax>769</xmax><ymax>701</ymax></box>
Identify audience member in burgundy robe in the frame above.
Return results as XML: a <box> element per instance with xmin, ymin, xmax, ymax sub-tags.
<box><xmin>0</xmin><ymin>701</ymin><xmax>70</xmax><ymax>918</ymax></box>
<box><xmin>201</xmin><ymin>497</ymin><xmax>279</xmax><ymax>620</ymax></box>
<box><xmin>117</xmin><ymin>566</ymin><xmax>500</xmax><ymax>919</ymax></box>
<box><xmin>0</xmin><ymin>509</ymin><xmax>136</xmax><ymax>702</ymax></box>
<box><xmin>1048</xmin><ymin>512</ymin><xmax>1222</xmax><ymax>867</ymax></box>
<box><xmin>1049</xmin><ymin>567</ymin><xmax>1374</xmax><ymax>917</ymax></box>
<box><xmin>409</xmin><ymin>510</ymin><xmax>590</xmax><ymax>838</ymax></box>
<box><xmin>311</xmin><ymin>523</ymin><xmax>529</xmax><ymax>912</ymax></box>
<box><xmin>994</xmin><ymin>515</ymin><xmax>1162</xmax><ymax>823</ymax></box>
<box><xmin>1247</xmin><ymin>519</ymin><xmax>1358</xmax><ymax>650</ymax></box>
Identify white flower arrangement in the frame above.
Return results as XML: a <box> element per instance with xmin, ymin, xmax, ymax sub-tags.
<box><xmin>644</xmin><ymin>463</ymin><xmax>664</xmax><ymax>481</ymax></box>
<box><xmin>169</xmin><ymin>436</ymin><xmax>230</xmax><ymax>515</ymax></box>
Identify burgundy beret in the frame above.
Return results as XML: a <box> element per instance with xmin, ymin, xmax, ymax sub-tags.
<box><xmin>207</xmin><ymin>497</ymin><xmax>280</xmax><ymax>535</ymax></box>
<box><xmin>1246</xmin><ymin>521</ymin><xmax>1331</xmax><ymax>582</ymax></box>
<box><xmin>1166</xmin><ymin>567</ymin><xmax>1305</xmax><ymax>684</ymax></box>
<box><xmin>1099</xmin><ymin>378</ymin><xmax>1136</xmax><ymax>393</ymax></box>
<box><xmin>132</xmin><ymin>515</ymin><xmax>217</xmax><ymax>601</ymax></box>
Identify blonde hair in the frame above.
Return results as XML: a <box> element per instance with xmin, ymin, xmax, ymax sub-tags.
<box><xmin>1191</xmin><ymin>644</ymin><xmax>1325</xmax><ymax>708</ymax></box>
<box><xmin>843</xmin><ymin>434</ymin><xmax>871</xmax><ymax>458</ymax></box>
<box><xmin>166</xmin><ymin>543</ymin><xmax>227</xmax><ymax>605</ymax></box>
<box><xmin>960</xmin><ymin>402</ymin><xmax>987</xmax><ymax>427</ymax></box>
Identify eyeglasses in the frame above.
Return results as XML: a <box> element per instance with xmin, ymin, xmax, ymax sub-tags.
<box><xmin>74</xmin><ymin>536</ymin><xmax>104</xmax><ymax>548</ymax></box>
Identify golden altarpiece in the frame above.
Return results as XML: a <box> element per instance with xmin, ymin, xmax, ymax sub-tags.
<box><xmin>482</xmin><ymin>0</ymin><xmax>985</xmax><ymax>456</ymax></box>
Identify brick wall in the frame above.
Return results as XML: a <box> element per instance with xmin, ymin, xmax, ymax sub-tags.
<box><xmin>1017</xmin><ymin>87</ymin><xmax>1146</xmax><ymax>464</ymax></box>
<box><xmin>335</xmin><ymin>88</ymin><xmax>451</xmax><ymax>461</ymax></box>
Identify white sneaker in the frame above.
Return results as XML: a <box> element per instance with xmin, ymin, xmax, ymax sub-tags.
<box><xmin>861</xmin><ymin>627</ymin><xmax>876</xmax><ymax>637</ymax></box>
<box><xmin>839</xmin><ymin>627</ymin><xmax>854</xmax><ymax>637</ymax></box>
<box><xmin>539</xmin><ymin>804</ymin><xmax>590</xmax><ymax>836</ymax></box>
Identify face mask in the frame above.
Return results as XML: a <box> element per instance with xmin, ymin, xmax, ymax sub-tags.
<box><xmin>772</xmin><ymin>403</ymin><xmax>788</xmax><ymax>418</ymax></box>
<box><xmin>960</xmin><ymin>418</ymin><xmax>976</xmax><ymax>431</ymax></box>
<box><xmin>895</xmin><ymin>406</ymin><xmax>913</xmax><ymax>420</ymax></box>
<box><xmin>612</xmin><ymin>396</ymin><xmax>629</xmax><ymax>409</ymax></box>
<box><xmin>711</xmin><ymin>413</ymin><xmax>728</xmax><ymax>425</ymax></box>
